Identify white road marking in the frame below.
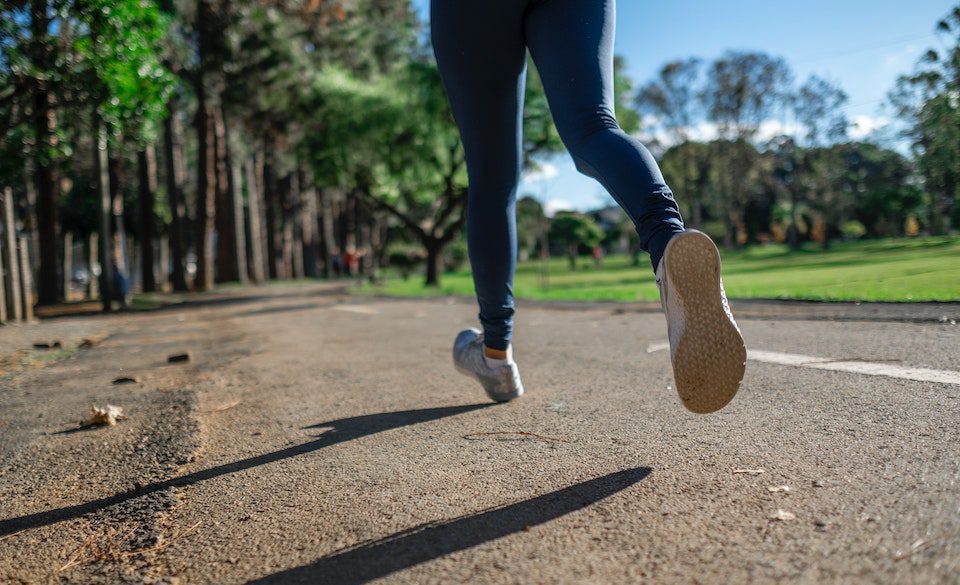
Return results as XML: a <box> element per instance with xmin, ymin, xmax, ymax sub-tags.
<box><xmin>645</xmin><ymin>341</ymin><xmax>671</xmax><ymax>353</ymax></box>
<box><xmin>332</xmin><ymin>305</ymin><xmax>380</xmax><ymax>315</ymax></box>
<box><xmin>646</xmin><ymin>341</ymin><xmax>960</xmax><ymax>385</ymax></box>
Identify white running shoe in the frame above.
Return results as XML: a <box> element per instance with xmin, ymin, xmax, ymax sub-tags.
<box><xmin>656</xmin><ymin>230</ymin><xmax>746</xmax><ymax>413</ymax></box>
<box><xmin>452</xmin><ymin>329</ymin><xmax>524</xmax><ymax>402</ymax></box>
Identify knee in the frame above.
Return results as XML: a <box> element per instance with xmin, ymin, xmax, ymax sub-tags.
<box><xmin>559</xmin><ymin>110</ymin><xmax>621</xmax><ymax>175</ymax></box>
<box><xmin>558</xmin><ymin>108</ymin><xmax>621</xmax><ymax>151</ymax></box>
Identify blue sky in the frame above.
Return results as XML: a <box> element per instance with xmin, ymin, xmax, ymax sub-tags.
<box><xmin>411</xmin><ymin>0</ymin><xmax>955</xmax><ymax>213</ymax></box>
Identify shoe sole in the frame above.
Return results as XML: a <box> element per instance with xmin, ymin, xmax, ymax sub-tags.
<box><xmin>663</xmin><ymin>230</ymin><xmax>746</xmax><ymax>413</ymax></box>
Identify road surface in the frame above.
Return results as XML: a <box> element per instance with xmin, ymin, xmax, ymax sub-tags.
<box><xmin>1</xmin><ymin>284</ymin><xmax>958</xmax><ymax>584</ymax></box>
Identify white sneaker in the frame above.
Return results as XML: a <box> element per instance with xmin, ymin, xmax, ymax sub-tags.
<box><xmin>452</xmin><ymin>329</ymin><xmax>524</xmax><ymax>402</ymax></box>
<box><xmin>657</xmin><ymin>230</ymin><xmax>746</xmax><ymax>413</ymax></box>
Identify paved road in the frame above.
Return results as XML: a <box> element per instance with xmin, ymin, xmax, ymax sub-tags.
<box><xmin>1</xmin><ymin>284</ymin><xmax>958</xmax><ymax>584</ymax></box>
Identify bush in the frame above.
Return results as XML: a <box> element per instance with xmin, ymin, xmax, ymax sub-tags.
<box><xmin>840</xmin><ymin>220</ymin><xmax>867</xmax><ymax>240</ymax></box>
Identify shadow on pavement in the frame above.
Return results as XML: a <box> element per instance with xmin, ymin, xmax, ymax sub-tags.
<box><xmin>249</xmin><ymin>467</ymin><xmax>652</xmax><ymax>585</ymax></box>
<box><xmin>0</xmin><ymin>404</ymin><xmax>490</xmax><ymax>537</ymax></box>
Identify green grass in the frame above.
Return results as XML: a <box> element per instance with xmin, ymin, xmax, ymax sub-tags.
<box><xmin>358</xmin><ymin>236</ymin><xmax>960</xmax><ymax>303</ymax></box>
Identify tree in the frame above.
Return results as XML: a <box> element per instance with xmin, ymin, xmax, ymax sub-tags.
<box><xmin>0</xmin><ymin>0</ymin><xmax>174</xmax><ymax>305</ymax></box>
<box><xmin>516</xmin><ymin>196</ymin><xmax>548</xmax><ymax>260</ymax></box>
<box><xmin>700</xmin><ymin>51</ymin><xmax>792</xmax><ymax>248</ymax></box>
<box><xmin>660</xmin><ymin>141</ymin><xmax>716</xmax><ymax>229</ymax></box>
<box><xmin>793</xmin><ymin>75</ymin><xmax>848</xmax><ymax>147</ymax></box>
<box><xmin>636</xmin><ymin>58</ymin><xmax>703</xmax><ymax>145</ymax></box>
<box><xmin>547</xmin><ymin>212</ymin><xmax>604</xmax><ymax>271</ymax></box>
<box><xmin>889</xmin><ymin>5</ymin><xmax>960</xmax><ymax>234</ymax></box>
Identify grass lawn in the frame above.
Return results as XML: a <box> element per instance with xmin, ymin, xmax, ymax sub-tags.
<box><xmin>358</xmin><ymin>236</ymin><xmax>960</xmax><ymax>303</ymax></box>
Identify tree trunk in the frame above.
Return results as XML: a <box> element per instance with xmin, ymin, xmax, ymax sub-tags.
<box><xmin>163</xmin><ymin>105</ymin><xmax>188</xmax><ymax>291</ymax></box>
<box><xmin>62</xmin><ymin>231</ymin><xmax>72</xmax><ymax>301</ymax></box>
<box><xmin>194</xmin><ymin>0</ymin><xmax>216</xmax><ymax>291</ymax></box>
<box><xmin>229</xmin><ymin>149</ymin><xmax>248</xmax><ymax>284</ymax></box>
<box><xmin>137</xmin><ymin>145</ymin><xmax>158</xmax><ymax>292</ymax></box>
<box><xmin>18</xmin><ymin>236</ymin><xmax>34</xmax><ymax>321</ymax></box>
<box><xmin>567</xmin><ymin>245</ymin><xmax>577</xmax><ymax>271</ymax></box>
<box><xmin>319</xmin><ymin>188</ymin><xmax>336</xmax><ymax>278</ymax></box>
<box><xmin>289</xmin><ymin>170</ymin><xmax>303</xmax><ymax>279</ymax></box>
<box><xmin>195</xmin><ymin>104</ymin><xmax>216</xmax><ymax>291</ymax></box>
<box><xmin>368</xmin><ymin>214</ymin><xmax>382</xmax><ymax>278</ymax></box>
<box><xmin>213</xmin><ymin>106</ymin><xmax>238</xmax><ymax>283</ymax></box>
<box><xmin>1</xmin><ymin>187</ymin><xmax>23</xmax><ymax>321</ymax></box>
<box><xmin>223</xmin><ymin>113</ymin><xmax>250</xmax><ymax>284</ymax></box>
<box><xmin>94</xmin><ymin>121</ymin><xmax>113</xmax><ymax>311</ymax></box>
<box><xmin>87</xmin><ymin>232</ymin><xmax>99</xmax><ymax>300</ymax></box>
<box><xmin>424</xmin><ymin>238</ymin><xmax>443</xmax><ymax>286</ymax></box>
<box><xmin>357</xmin><ymin>198</ymin><xmax>371</xmax><ymax>277</ymax></box>
<box><xmin>788</xmin><ymin>189</ymin><xmax>800</xmax><ymax>249</ymax></box>
<box><xmin>300</xmin><ymin>169</ymin><xmax>319</xmax><ymax>278</ymax></box>
<box><xmin>23</xmin><ymin>161</ymin><xmax>40</xmax><ymax>280</ymax></box>
<box><xmin>32</xmin><ymin>0</ymin><xmax>61</xmax><ymax>306</ymax></box>
<box><xmin>722</xmin><ymin>210</ymin><xmax>735</xmax><ymax>250</ymax></box>
<box><xmin>264</xmin><ymin>158</ymin><xmax>278</xmax><ymax>279</ymax></box>
<box><xmin>159</xmin><ymin>235</ymin><xmax>170</xmax><ymax>290</ymax></box>
<box><xmin>692</xmin><ymin>199</ymin><xmax>703</xmax><ymax>230</ymax></box>
<box><xmin>244</xmin><ymin>157</ymin><xmax>266</xmax><ymax>283</ymax></box>
<box><xmin>108</xmin><ymin>156</ymin><xmax>128</xmax><ymax>274</ymax></box>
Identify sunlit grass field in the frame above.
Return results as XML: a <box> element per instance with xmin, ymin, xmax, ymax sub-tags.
<box><xmin>358</xmin><ymin>236</ymin><xmax>960</xmax><ymax>302</ymax></box>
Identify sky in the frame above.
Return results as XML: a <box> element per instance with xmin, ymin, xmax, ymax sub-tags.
<box><xmin>411</xmin><ymin>0</ymin><xmax>955</xmax><ymax>214</ymax></box>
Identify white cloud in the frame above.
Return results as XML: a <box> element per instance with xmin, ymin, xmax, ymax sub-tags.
<box><xmin>756</xmin><ymin>120</ymin><xmax>804</xmax><ymax>141</ymax></box>
<box><xmin>684</xmin><ymin>121</ymin><xmax>720</xmax><ymax>143</ymax></box>
<box><xmin>640</xmin><ymin>119</ymin><xmax>801</xmax><ymax>147</ymax></box>
<box><xmin>544</xmin><ymin>199</ymin><xmax>575</xmax><ymax>217</ymax></box>
<box><xmin>849</xmin><ymin>115</ymin><xmax>890</xmax><ymax>139</ymax></box>
<box><xmin>521</xmin><ymin>162</ymin><xmax>558</xmax><ymax>183</ymax></box>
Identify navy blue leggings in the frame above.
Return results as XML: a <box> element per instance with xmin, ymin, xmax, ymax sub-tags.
<box><xmin>431</xmin><ymin>0</ymin><xmax>685</xmax><ymax>351</ymax></box>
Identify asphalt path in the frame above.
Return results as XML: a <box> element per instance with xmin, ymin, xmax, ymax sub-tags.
<box><xmin>1</xmin><ymin>284</ymin><xmax>958</xmax><ymax>584</ymax></box>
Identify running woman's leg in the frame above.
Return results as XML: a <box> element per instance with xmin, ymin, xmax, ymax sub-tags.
<box><xmin>431</xmin><ymin>0</ymin><xmax>528</xmax><ymax>352</ymax></box>
<box><xmin>525</xmin><ymin>0</ymin><xmax>744</xmax><ymax>413</ymax></box>
<box><xmin>523</xmin><ymin>0</ymin><xmax>685</xmax><ymax>270</ymax></box>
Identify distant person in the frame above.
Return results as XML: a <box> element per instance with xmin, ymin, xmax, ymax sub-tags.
<box><xmin>592</xmin><ymin>245</ymin><xmax>604</xmax><ymax>267</ymax></box>
<box><xmin>437</xmin><ymin>0</ymin><xmax>746</xmax><ymax>413</ymax></box>
<box><xmin>332</xmin><ymin>247</ymin><xmax>343</xmax><ymax>277</ymax></box>
<box><xmin>342</xmin><ymin>245</ymin><xmax>360</xmax><ymax>277</ymax></box>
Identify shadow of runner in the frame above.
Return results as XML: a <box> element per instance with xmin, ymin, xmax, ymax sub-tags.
<box><xmin>249</xmin><ymin>467</ymin><xmax>652</xmax><ymax>585</ymax></box>
<box><xmin>0</xmin><ymin>404</ymin><xmax>491</xmax><ymax>536</ymax></box>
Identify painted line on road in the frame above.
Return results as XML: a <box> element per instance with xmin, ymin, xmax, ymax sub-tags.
<box><xmin>646</xmin><ymin>341</ymin><xmax>671</xmax><ymax>353</ymax></box>
<box><xmin>645</xmin><ymin>342</ymin><xmax>960</xmax><ymax>385</ymax></box>
<box><xmin>332</xmin><ymin>305</ymin><xmax>381</xmax><ymax>315</ymax></box>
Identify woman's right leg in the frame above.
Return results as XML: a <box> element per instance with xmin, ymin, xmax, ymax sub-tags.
<box><xmin>523</xmin><ymin>0</ymin><xmax>745</xmax><ymax>413</ymax></box>
<box><xmin>523</xmin><ymin>0</ymin><xmax>685</xmax><ymax>270</ymax></box>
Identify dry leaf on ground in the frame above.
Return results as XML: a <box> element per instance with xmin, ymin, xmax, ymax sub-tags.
<box><xmin>83</xmin><ymin>405</ymin><xmax>127</xmax><ymax>427</ymax></box>
<box><xmin>770</xmin><ymin>509</ymin><xmax>796</xmax><ymax>521</ymax></box>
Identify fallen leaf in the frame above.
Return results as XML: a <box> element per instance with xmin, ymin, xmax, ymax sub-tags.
<box><xmin>112</xmin><ymin>376</ymin><xmax>139</xmax><ymax>385</ymax></box>
<box><xmin>83</xmin><ymin>405</ymin><xmax>127</xmax><ymax>427</ymax></box>
<box><xmin>767</xmin><ymin>485</ymin><xmax>791</xmax><ymax>493</ymax></box>
<box><xmin>770</xmin><ymin>509</ymin><xmax>796</xmax><ymax>521</ymax></box>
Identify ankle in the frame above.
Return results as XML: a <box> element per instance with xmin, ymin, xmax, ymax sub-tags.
<box><xmin>484</xmin><ymin>346</ymin><xmax>509</xmax><ymax>360</ymax></box>
<box><xmin>483</xmin><ymin>345</ymin><xmax>514</xmax><ymax>368</ymax></box>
